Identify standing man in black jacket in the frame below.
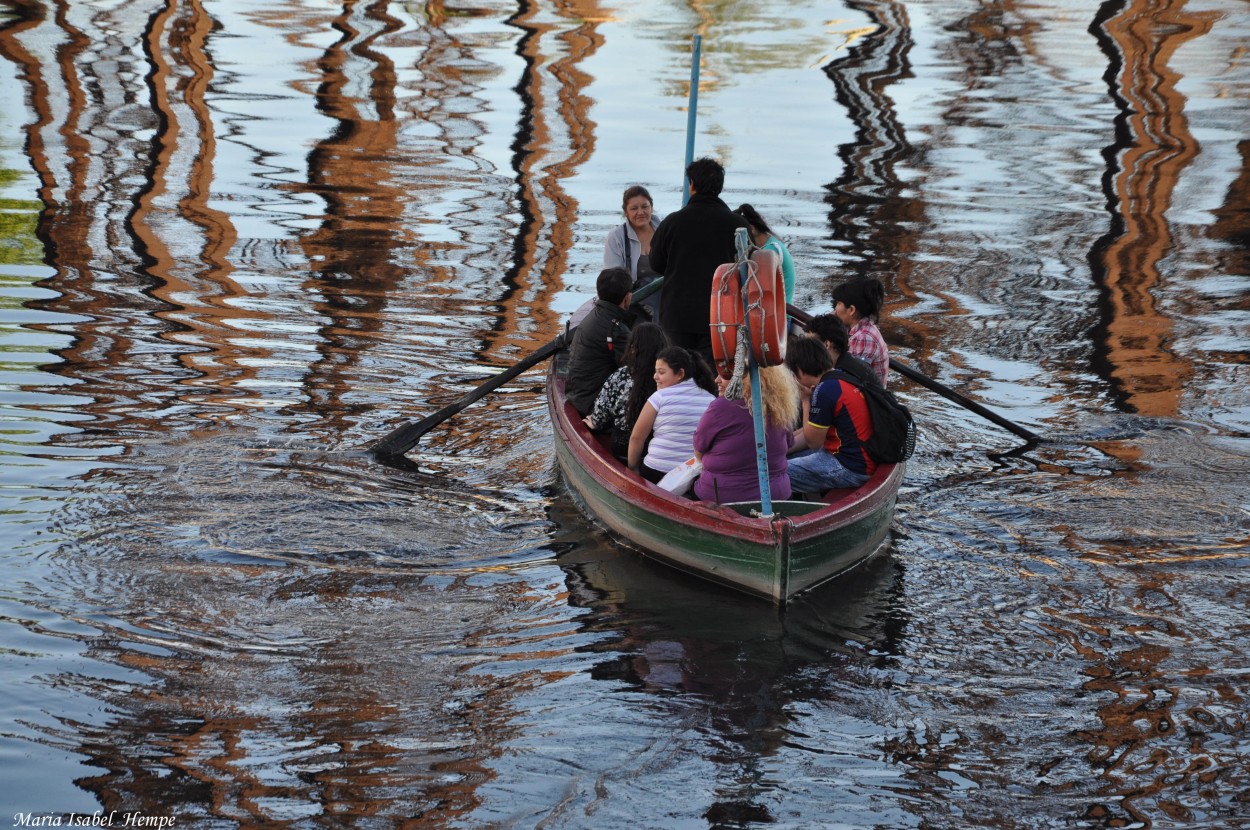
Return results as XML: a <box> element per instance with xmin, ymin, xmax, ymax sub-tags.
<box><xmin>649</xmin><ymin>157</ymin><xmax>749</xmax><ymax>366</ymax></box>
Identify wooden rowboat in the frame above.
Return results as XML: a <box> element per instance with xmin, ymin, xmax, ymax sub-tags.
<box><xmin>547</xmin><ymin>350</ymin><xmax>905</xmax><ymax>605</ymax></box>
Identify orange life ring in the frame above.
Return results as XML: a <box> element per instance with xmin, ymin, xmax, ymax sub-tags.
<box><xmin>710</xmin><ymin>262</ymin><xmax>744</xmax><ymax>378</ymax></box>
<box><xmin>709</xmin><ymin>249</ymin><xmax>787</xmax><ymax>379</ymax></box>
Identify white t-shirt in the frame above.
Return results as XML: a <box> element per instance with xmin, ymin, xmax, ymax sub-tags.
<box><xmin>642</xmin><ymin>379</ymin><xmax>714</xmax><ymax>473</ymax></box>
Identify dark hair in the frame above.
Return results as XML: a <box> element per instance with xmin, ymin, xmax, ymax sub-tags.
<box><xmin>656</xmin><ymin>346</ymin><xmax>718</xmax><ymax>395</ymax></box>
<box><xmin>621</xmin><ymin>185</ymin><xmax>653</xmax><ymax>212</ymax></box>
<box><xmin>596</xmin><ymin>267</ymin><xmax>632</xmax><ymax>305</ymax></box>
<box><xmin>623</xmin><ymin>323</ymin><xmax>670</xmax><ymax>425</ymax></box>
<box><xmin>807</xmin><ymin>313</ymin><xmax>849</xmax><ymax>355</ymax></box>
<box><xmin>830</xmin><ymin>277</ymin><xmax>885</xmax><ymax>320</ymax></box>
<box><xmin>734</xmin><ymin>203</ymin><xmax>772</xmax><ymax>238</ymax></box>
<box><xmin>785</xmin><ymin>334</ymin><xmax>834</xmax><ymax>379</ymax></box>
<box><xmin>685</xmin><ymin>157</ymin><xmax>725</xmax><ymax>197</ymax></box>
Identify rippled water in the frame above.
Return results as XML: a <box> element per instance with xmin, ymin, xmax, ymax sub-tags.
<box><xmin>1</xmin><ymin>0</ymin><xmax>1248</xmax><ymax>827</ymax></box>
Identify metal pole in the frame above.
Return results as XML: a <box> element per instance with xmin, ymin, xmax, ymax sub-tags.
<box><xmin>682</xmin><ymin>35</ymin><xmax>701</xmax><ymax>206</ymax></box>
<box><xmin>735</xmin><ymin>229</ymin><xmax>773</xmax><ymax>516</ymax></box>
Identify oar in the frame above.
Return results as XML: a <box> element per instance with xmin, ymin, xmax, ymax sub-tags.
<box><xmin>785</xmin><ymin>303</ymin><xmax>1041</xmax><ymax>443</ymax></box>
<box><xmin>369</xmin><ymin>278</ymin><xmax>667</xmax><ymax>459</ymax></box>
<box><xmin>368</xmin><ymin>335</ymin><xmax>569</xmax><ymax>459</ymax></box>
<box><xmin>885</xmin><ymin>357</ymin><xmax>1040</xmax><ymax>442</ymax></box>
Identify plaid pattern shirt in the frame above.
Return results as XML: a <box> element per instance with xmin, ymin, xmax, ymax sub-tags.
<box><xmin>849</xmin><ymin>319</ymin><xmax>889</xmax><ymax>388</ymax></box>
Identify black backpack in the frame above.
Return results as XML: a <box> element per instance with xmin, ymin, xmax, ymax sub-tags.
<box><xmin>827</xmin><ymin>365</ymin><xmax>916</xmax><ymax>464</ymax></box>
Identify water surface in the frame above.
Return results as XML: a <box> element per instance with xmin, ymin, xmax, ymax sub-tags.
<box><xmin>1</xmin><ymin>0</ymin><xmax>1248</xmax><ymax>827</ymax></box>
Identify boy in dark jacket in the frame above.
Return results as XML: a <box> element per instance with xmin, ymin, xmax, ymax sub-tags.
<box><xmin>565</xmin><ymin>267</ymin><xmax>634</xmax><ymax>416</ymax></box>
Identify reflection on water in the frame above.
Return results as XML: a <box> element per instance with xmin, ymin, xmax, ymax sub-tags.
<box><xmin>1</xmin><ymin>0</ymin><xmax>1248</xmax><ymax>826</ymax></box>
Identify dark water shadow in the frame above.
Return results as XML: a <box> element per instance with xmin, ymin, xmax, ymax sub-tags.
<box><xmin>546</xmin><ymin>492</ymin><xmax>909</xmax><ymax>825</ymax></box>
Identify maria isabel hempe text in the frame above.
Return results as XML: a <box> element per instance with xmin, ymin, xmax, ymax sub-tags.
<box><xmin>12</xmin><ymin>813</ymin><xmax>175</xmax><ymax>828</ymax></box>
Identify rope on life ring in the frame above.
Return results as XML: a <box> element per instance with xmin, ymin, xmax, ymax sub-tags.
<box><xmin>709</xmin><ymin>247</ymin><xmax>788</xmax><ymax>380</ymax></box>
<box><xmin>710</xmin><ymin>261</ymin><xmax>744</xmax><ymax>380</ymax></box>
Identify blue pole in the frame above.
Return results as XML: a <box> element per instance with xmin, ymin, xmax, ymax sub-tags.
<box><xmin>735</xmin><ymin>229</ymin><xmax>773</xmax><ymax>516</ymax></box>
<box><xmin>682</xmin><ymin>35</ymin><xmax>701</xmax><ymax>206</ymax></box>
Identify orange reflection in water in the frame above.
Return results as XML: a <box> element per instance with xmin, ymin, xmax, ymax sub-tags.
<box><xmin>1090</xmin><ymin>0</ymin><xmax>1219</xmax><ymax>419</ymax></box>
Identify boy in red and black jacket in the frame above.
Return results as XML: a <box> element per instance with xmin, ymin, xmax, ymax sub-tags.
<box><xmin>784</xmin><ymin>334</ymin><xmax>875</xmax><ymax>495</ymax></box>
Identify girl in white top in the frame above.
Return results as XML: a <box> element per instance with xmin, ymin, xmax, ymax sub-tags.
<box><xmin>628</xmin><ymin>346</ymin><xmax>717</xmax><ymax>484</ymax></box>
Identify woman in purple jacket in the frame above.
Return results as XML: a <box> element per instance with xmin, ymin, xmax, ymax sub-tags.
<box><xmin>692</xmin><ymin>364</ymin><xmax>799</xmax><ymax>504</ymax></box>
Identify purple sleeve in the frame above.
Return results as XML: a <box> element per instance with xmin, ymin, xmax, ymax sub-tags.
<box><xmin>693</xmin><ymin>399</ymin><xmax>721</xmax><ymax>454</ymax></box>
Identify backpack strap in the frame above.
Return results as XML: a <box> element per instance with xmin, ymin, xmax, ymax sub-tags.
<box><xmin>822</xmin><ymin>367</ymin><xmax>861</xmax><ymax>389</ymax></box>
<box><xmin>830</xmin><ymin>359</ymin><xmax>872</xmax><ymax>388</ymax></box>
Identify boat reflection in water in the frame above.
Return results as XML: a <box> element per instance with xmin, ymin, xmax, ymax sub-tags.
<box><xmin>549</xmin><ymin>492</ymin><xmax>910</xmax><ymax>825</ymax></box>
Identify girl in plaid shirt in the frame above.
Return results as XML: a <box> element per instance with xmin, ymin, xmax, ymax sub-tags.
<box><xmin>831</xmin><ymin>277</ymin><xmax>889</xmax><ymax>387</ymax></box>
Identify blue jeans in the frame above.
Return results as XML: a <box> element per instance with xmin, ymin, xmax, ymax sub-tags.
<box><xmin>787</xmin><ymin>449</ymin><xmax>869</xmax><ymax>494</ymax></box>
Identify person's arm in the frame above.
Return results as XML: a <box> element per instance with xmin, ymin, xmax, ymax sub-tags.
<box><xmin>627</xmin><ymin>402</ymin><xmax>658</xmax><ymax>470</ymax></box>
<box><xmin>780</xmin><ymin>245</ymin><xmax>796</xmax><ymax>305</ymax></box>
<box><xmin>692</xmin><ymin>403</ymin><xmax>717</xmax><ymax>461</ymax></box>
<box><xmin>801</xmin><ymin>421</ymin><xmax>827</xmax><ymax>452</ymax></box>
<box><xmin>789</xmin><ymin>420</ymin><xmax>807</xmax><ymax>453</ymax></box>
<box><xmin>613</xmin><ymin>322</ymin><xmax>630</xmax><ymax>367</ymax></box>
<box><xmin>789</xmin><ymin>387</ymin><xmax>815</xmax><ymax>453</ymax></box>
<box><xmin>585</xmin><ymin>372</ymin><xmax>622</xmax><ymax>431</ymax></box>
<box><xmin>799</xmin><ymin>379</ymin><xmax>835</xmax><ymax>452</ymax></box>
<box><xmin>603</xmin><ymin>225</ymin><xmax>628</xmax><ymax>271</ymax></box>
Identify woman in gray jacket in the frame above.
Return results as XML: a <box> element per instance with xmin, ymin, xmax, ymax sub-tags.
<box><xmin>603</xmin><ymin>185</ymin><xmax>663</xmax><ymax>324</ymax></box>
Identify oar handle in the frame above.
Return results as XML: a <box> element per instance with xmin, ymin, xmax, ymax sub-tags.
<box><xmin>632</xmin><ymin>276</ymin><xmax>664</xmax><ymax>304</ymax></box>
<box><xmin>785</xmin><ymin>303</ymin><xmax>1040</xmax><ymax>443</ymax></box>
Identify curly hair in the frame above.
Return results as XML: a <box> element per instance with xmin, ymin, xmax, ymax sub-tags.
<box><xmin>741</xmin><ymin>364</ymin><xmax>801</xmax><ymax>429</ymax></box>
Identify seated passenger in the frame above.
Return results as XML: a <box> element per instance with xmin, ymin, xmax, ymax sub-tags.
<box><xmin>584</xmin><ymin>323</ymin><xmax>670</xmax><ymax>460</ymax></box>
<box><xmin>784</xmin><ymin>336</ymin><xmax>876</xmax><ymax>495</ymax></box>
<box><xmin>604</xmin><ymin>185</ymin><xmax>664</xmax><ymax>325</ymax></box>
<box><xmin>627</xmin><ymin>346</ymin><xmax>717</xmax><ymax>484</ymax></box>
<box><xmin>692</xmin><ymin>364</ymin><xmax>799</xmax><ymax>504</ymax></box>
<box><xmin>830</xmin><ymin>277</ymin><xmax>889</xmax><ymax>387</ymax></box>
<box><xmin>565</xmin><ymin>267</ymin><xmax>634</xmax><ymax>416</ymax></box>
<box><xmin>806</xmin><ymin>313</ymin><xmax>881</xmax><ymax>388</ymax></box>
